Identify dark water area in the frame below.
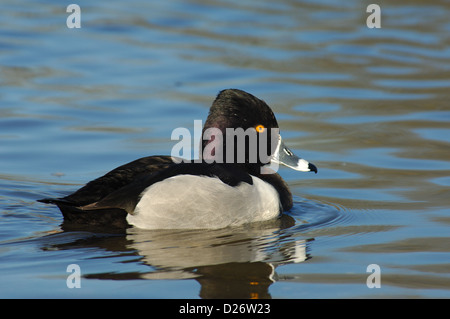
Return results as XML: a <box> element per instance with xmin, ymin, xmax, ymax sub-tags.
<box><xmin>1</xmin><ymin>0</ymin><xmax>449</xmax><ymax>298</ymax></box>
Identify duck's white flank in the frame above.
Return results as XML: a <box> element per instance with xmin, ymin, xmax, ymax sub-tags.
<box><xmin>126</xmin><ymin>174</ymin><xmax>281</xmax><ymax>229</ymax></box>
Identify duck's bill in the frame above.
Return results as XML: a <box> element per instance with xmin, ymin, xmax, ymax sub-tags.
<box><xmin>272</xmin><ymin>138</ymin><xmax>318</xmax><ymax>173</ymax></box>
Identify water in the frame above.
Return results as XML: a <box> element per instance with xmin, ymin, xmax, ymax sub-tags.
<box><xmin>1</xmin><ymin>0</ymin><xmax>449</xmax><ymax>298</ymax></box>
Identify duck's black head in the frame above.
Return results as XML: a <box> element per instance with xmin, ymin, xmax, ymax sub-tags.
<box><xmin>203</xmin><ymin>88</ymin><xmax>279</xmax><ymax>132</ymax></box>
<box><xmin>201</xmin><ymin>89</ymin><xmax>317</xmax><ymax>174</ymax></box>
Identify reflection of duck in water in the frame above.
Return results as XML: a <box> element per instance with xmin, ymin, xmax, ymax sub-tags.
<box><xmin>50</xmin><ymin>217</ymin><xmax>312</xmax><ymax>299</ymax></box>
<box><xmin>127</xmin><ymin>219</ymin><xmax>312</xmax><ymax>298</ymax></box>
<box><xmin>39</xmin><ymin>89</ymin><xmax>317</xmax><ymax>229</ymax></box>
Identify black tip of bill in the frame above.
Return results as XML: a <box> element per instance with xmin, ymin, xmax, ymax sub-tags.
<box><xmin>308</xmin><ymin>163</ymin><xmax>318</xmax><ymax>174</ymax></box>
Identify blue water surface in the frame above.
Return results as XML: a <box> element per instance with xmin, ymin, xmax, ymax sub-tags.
<box><xmin>1</xmin><ymin>0</ymin><xmax>450</xmax><ymax>299</ymax></box>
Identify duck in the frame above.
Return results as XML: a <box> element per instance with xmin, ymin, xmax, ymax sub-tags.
<box><xmin>39</xmin><ymin>89</ymin><xmax>317</xmax><ymax>229</ymax></box>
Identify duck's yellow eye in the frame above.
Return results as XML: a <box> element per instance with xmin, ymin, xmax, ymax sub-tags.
<box><xmin>255</xmin><ymin>125</ymin><xmax>265</xmax><ymax>133</ymax></box>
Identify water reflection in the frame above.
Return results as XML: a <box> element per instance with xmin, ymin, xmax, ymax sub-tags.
<box><xmin>42</xmin><ymin>214</ymin><xmax>313</xmax><ymax>299</ymax></box>
<box><xmin>128</xmin><ymin>219</ymin><xmax>313</xmax><ymax>298</ymax></box>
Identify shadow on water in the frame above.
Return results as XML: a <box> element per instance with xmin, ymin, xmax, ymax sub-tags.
<box><xmin>32</xmin><ymin>198</ymin><xmax>340</xmax><ymax>299</ymax></box>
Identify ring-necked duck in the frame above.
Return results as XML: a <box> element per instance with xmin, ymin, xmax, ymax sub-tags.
<box><xmin>39</xmin><ymin>89</ymin><xmax>317</xmax><ymax>229</ymax></box>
